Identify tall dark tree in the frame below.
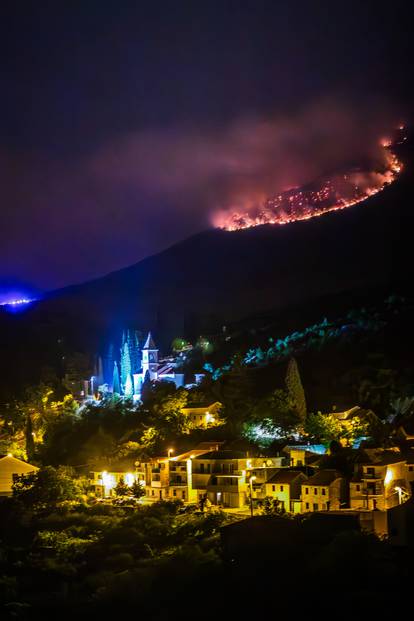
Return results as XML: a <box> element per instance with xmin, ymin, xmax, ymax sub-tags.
<box><xmin>128</xmin><ymin>330</ymin><xmax>141</xmax><ymax>374</ymax></box>
<box><xmin>285</xmin><ymin>358</ymin><xmax>307</xmax><ymax>422</ymax></box>
<box><xmin>25</xmin><ymin>414</ymin><xmax>35</xmax><ymax>461</ymax></box>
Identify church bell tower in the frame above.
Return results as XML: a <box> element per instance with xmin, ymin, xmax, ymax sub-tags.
<box><xmin>142</xmin><ymin>332</ymin><xmax>159</xmax><ymax>380</ymax></box>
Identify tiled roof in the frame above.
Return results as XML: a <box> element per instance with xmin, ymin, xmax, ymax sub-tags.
<box><xmin>356</xmin><ymin>447</ymin><xmax>404</xmax><ymax>466</ymax></box>
<box><xmin>266</xmin><ymin>470</ymin><xmax>306</xmax><ymax>484</ymax></box>
<box><xmin>305</xmin><ymin>469</ymin><xmax>343</xmax><ymax>486</ymax></box>
<box><xmin>193</xmin><ymin>450</ymin><xmax>246</xmax><ymax>460</ymax></box>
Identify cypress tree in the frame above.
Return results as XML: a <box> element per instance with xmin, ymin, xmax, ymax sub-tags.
<box><xmin>113</xmin><ymin>361</ymin><xmax>121</xmax><ymax>395</ymax></box>
<box><xmin>120</xmin><ymin>342</ymin><xmax>132</xmax><ymax>390</ymax></box>
<box><xmin>285</xmin><ymin>358</ymin><xmax>307</xmax><ymax>422</ymax></box>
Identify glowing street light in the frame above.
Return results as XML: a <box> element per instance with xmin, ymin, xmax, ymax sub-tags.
<box><xmin>168</xmin><ymin>448</ymin><xmax>174</xmax><ymax>459</ymax></box>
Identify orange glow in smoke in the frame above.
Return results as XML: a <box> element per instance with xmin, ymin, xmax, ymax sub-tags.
<box><xmin>214</xmin><ymin>138</ymin><xmax>403</xmax><ymax>232</ymax></box>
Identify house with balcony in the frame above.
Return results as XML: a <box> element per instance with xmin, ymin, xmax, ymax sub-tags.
<box><xmin>180</xmin><ymin>401</ymin><xmax>223</xmax><ymax>429</ymax></box>
<box><xmin>301</xmin><ymin>470</ymin><xmax>346</xmax><ymax>512</ymax></box>
<box><xmin>191</xmin><ymin>451</ymin><xmax>282</xmax><ymax>508</ymax></box>
<box><xmin>264</xmin><ymin>470</ymin><xmax>307</xmax><ymax>513</ymax></box>
<box><xmin>349</xmin><ymin>447</ymin><xmax>410</xmax><ymax>511</ymax></box>
<box><xmin>141</xmin><ymin>442</ymin><xmax>223</xmax><ymax>502</ymax></box>
<box><xmin>90</xmin><ymin>457</ymin><xmax>145</xmax><ymax>497</ymax></box>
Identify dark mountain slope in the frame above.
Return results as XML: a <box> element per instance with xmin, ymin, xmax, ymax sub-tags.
<box><xmin>0</xmin><ymin>141</ymin><xmax>413</xmax><ymax>397</ymax></box>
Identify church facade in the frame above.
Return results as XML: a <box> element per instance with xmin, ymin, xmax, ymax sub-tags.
<box><xmin>84</xmin><ymin>330</ymin><xmax>203</xmax><ymax>402</ymax></box>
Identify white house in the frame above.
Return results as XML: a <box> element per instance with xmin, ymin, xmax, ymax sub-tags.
<box><xmin>0</xmin><ymin>455</ymin><xmax>39</xmax><ymax>496</ymax></box>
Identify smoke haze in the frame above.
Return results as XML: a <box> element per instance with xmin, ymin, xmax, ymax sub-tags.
<box><xmin>0</xmin><ymin>96</ymin><xmax>399</xmax><ymax>292</ymax></box>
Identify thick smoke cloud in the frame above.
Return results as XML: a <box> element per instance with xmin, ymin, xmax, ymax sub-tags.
<box><xmin>0</xmin><ymin>97</ymin><xmax>398</xmax><ymax>293</ymax></box>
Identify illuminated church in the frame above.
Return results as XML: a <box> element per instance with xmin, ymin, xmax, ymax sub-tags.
<box><xmin>88</xmin><ymin>331</ymin><xmax>203</xmax><ymax>401</ymax></box>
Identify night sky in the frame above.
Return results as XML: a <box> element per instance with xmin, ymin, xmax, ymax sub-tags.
<box><xmin>0</xmin><ymin>0</ymin><xmax>412</xmax><ymax>299</ymax></box>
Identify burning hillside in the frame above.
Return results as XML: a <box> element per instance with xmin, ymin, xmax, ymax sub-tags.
<box><xmin>214</xmin><ymin>137</ymin><xmax>403</xmax><ymax>232</ymax></box>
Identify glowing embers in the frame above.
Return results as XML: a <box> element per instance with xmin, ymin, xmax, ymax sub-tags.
<box><xmin>215</xmin><ymin>145</ymin><xmax>403</xmax><ymax>232</ymax></box>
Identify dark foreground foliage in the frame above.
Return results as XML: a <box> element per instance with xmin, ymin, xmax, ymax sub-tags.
<box><xmin>0</xmin><ymin>493</ymin><xmax>411</xmax><ymax>621</ymax></box>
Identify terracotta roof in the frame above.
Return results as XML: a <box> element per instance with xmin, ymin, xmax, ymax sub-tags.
<box><xmin>266</xmin><ymin>470</ymin><xmax>306</xmax><ymax>484</ymax></box>
<box><xmin>305</xmin><ymin>469</ymin><xmax>343</xmax><ymax>486</ymax></box>
<box><xmin>356</xmin><ymin>447</ymin><xmax>404</xmax><ymax>466</ymax></box>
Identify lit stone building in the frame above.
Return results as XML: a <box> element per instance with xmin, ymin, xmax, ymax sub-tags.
<box><xmin>138</xmin><ymin>446</ymin><xmax>282</xmax><ymax>508</ymax></box>
<box><xmin>264</xmin><ymin>470</ymin><xmax>307</xmax><ymax>513</ymax></box>
<box><xmin>349</xmin><ymin>448</ymin><xmax>410</xmax><ymax>511</ymax></box>
<box><xmin>180</xmin><ymin>401</ymin><xmax>223</xmax><ymax>429</ymax></box>
<box><xmin>301</xmin><ymin>470</ymin><xmax>346</xmax><ymax>512</ymax></box>
<box><xmin>90</xmin><ymin>458</ymin><xmax>145</xmax><ymax>497</ymax></box>
<box><xmin>139</xmin><ymin>443</ymin><xmax>223</xmax><ymax>503</ymax></box>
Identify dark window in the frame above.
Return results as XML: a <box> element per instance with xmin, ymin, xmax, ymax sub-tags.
<box><xmin>280</xmin><ymin>485</ymin><xmax>284</xmax><ymax>492</ymax></box>
<box><xmin>356</xmin><ymin>484</ymin><xmax>361</xmax><ymax>492</ymax></box>
<box><xmin>173</xmin><ymin>490</ymin><xmax>177</xmax><ymax>496</ymax></box>
<box><xmin>207</xmin><ymin>464</ymin><xmax>211</xmax><ymax>473</ymax></box>
<box><xmin>182</xmin><ymin>491</ymin><xmax>186</xmax><ymax>499</ymax></box>
<box><xmin>305</xmin><ymin>488</ymin><xmax>309</xmax><ymax>494</ymax></box>
<box><xmin>322</xmin><ymin>488</ymin><xmax>326</xmax><ymax>495</ymax></box>
<box><xmin>305</xmin><ymin>502</ymin><xmax>309</xmax><ymax>510</ymax></box>
<box><xmin>313</xmin><ymin>503</ymin><xmax>318</xmax><ymax>511</ymax></box>
<box><xmin>409</xmin><ymin>466</ymin><xmax>413</xmax><ymax>472</ymax></box>
<box><xmin>272</xmin><ymin>485</ymin><xmax>275</xmax><ymax>492</ymax></box>
<box><xmin>366</xmin><ymin>467</ymin><xmax>375</xmax><ymax>476</ymax></box>
<box><xmin>314</xmin><ymin>488</ymin><xmax>318</xmax><ymax>495</ymax></box>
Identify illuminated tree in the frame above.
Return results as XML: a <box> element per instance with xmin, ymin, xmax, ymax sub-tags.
<box><xmin>120</xmin><ymin>342</ymin><xmax>132</xmax><ymax>390</ymax></box>
<box><xmin>171</xmin><ymin>337</ymin><xmax>191</xmax><ymax>353</ymax></box>
<box><xmin>285</xmin><ymin>358</ymin><xmax>307</xmax><ymax>422</ymax></box>
<box><xmin>114</xmin><ymin>476</ymin><xmax>130</xmax><ymax>497</ymax></box>
<box><xmin>124</xmin><ymin>373</ymin><xmax>134</xmax><ymax>398</ymax></box>
<box><xmin>113</xmin><ymin>361</ymin><xmax>121</xmax><ymax>395</ymax></box>
<box><xmin>130</xmin><ymin>479</ymin><xmax>145</xmax><ymax>499</ymax></box>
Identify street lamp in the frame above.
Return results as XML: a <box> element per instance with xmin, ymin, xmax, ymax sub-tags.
<box><xmin>249</xmin><ymin>476</ymin><xmax>257</xmax><ymax>518</ymax></box>
<box><xmin>168</xmin><ymin>448</ymin><xmax>174</xmax><ymax>459</ymax></box>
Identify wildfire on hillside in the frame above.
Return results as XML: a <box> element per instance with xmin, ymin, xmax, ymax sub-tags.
<box><xmin>213</xmin><ymin>138</ymin><xmax>403</xmax><ymax>232</ymax></box>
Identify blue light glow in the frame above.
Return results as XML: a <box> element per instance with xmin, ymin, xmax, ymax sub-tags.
<box><xmin>0</xmin><ymin>293</ymin><xmax>37</xmax><ymax>312</ymax></box>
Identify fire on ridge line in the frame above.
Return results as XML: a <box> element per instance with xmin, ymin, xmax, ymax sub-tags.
<box><xmin>213</xmin><ymin>132</ymin><xmax>405</xmax><ymax>232</ymax></box>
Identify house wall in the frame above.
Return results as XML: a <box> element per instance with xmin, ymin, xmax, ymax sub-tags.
<box><xmin>0</xmin><ymin>457</ymin><xmax>38</xmax><ymax>496</ymax></box>
<box><xmin>301</xmin><ymin>479</ymin><xmax>344</xmax><ymax>512</ymax></box>
<box><xmin>350</xmin><ymin>461</ymin><xmax>410</xmax><ymax>511</ymax></box>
